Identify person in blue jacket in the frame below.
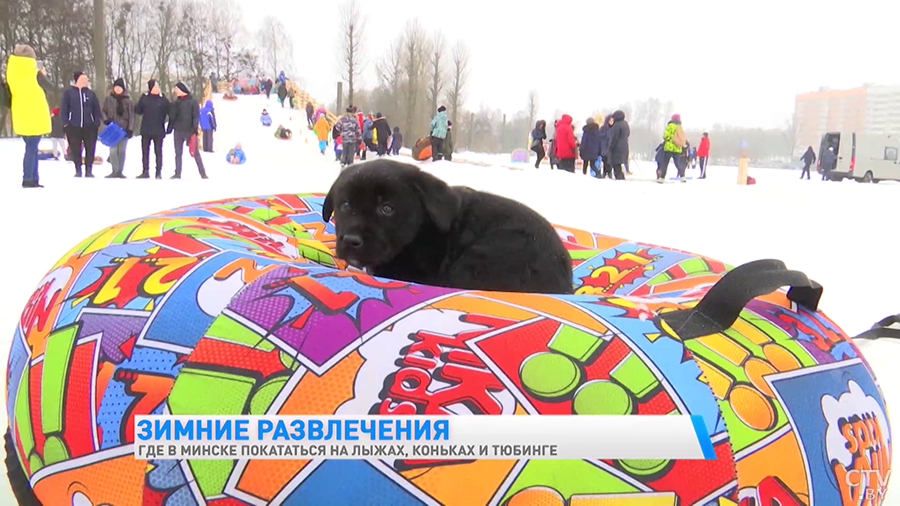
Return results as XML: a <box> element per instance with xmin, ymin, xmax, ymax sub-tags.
<box><xmin>200</xmin><ymin>99</ymin><xmax>216</xmax><ymax>152</ymax></box>
<box><xmin>227</xmin><ymin>143</ymin><xmax>246</xmax><ymax>164</ymax></box>
<box><xmin>579</xmin><ymin>117</ymin><xmax>602</xmax><ymax>177</ymax></box>
<box><xmin>60</xmin><ymin>71</ymin><xmax>102</xmax><ymax>177</ymax></box>
<box><xmin>389</xmin><ymin>126</ymin><xmax>403</xmax><ymax>156</ymax></box>
<box><xmin>260</xmin><ymin>109</ymin><xmax>272</xmax><ymax>126</ymax></box>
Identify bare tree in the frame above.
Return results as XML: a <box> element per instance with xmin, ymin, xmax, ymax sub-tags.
<box><xmin>106</xmin><ymin>0</ymin><xmax>153</xmax><ymax>94</ymax></box>
<box><xmin>258</xmin><ymin>16</ymin><xmax>294</xmax><ymax>78</ymax></box>
<box><xmin>94</xmin><ymin>0</ymin><xmax>107</xmax><ymax>88</ymax></box>
<box><xmin>207</xmin><ymin>0</ymin><xmax>241</xmax><ymax>80</ymax></box>
<box><xmin>401</xmin><ymin>19</ymin><xmax>428</xmax><ymax>139</ymax></box>
<box><xmin>177</xmin><ymin>0</ymin><xmax>211</xmax><ymax>94</ymax></box>
<box><xmin>526</xmin><ymin>89</ymin><xmax>538</xmax><ymax>128</ymax></box>
<box><xmin>152</xmin><ymin>0</ymin><xmax>179</xmax><ymax>93</ymax></box>
<box><xmin>427</xmin><ymin>30</ymin><xmax>445</xmax><ymax>115</ymax></box>
<box><xmin>444</xmin><ymin>40</ymin><xmax>469</xmax><ymax>128</ymax></box>
<box><xmin>337</xmin><ymin>0</ymin><xmax>365</xmax><ymax>107</ymax></box>
<box><xmin>375</xmin><ymin>36</ymin><xmax>404</xmax><ymax>122</ymax></box>
<box><xmin>784</xmin><ymin>112</ymin><xmax>799</xmax><ymax>158</ymax></box>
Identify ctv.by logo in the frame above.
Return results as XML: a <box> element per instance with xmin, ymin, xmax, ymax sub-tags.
<box><xmin>844</xmin><ymin>469</ymin><xmax>891</xmax><ymax>503</ymax></box>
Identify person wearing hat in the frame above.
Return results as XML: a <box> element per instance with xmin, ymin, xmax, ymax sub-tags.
<box><xmin>657</xmin><ymin>113</ymin><xmax>687</xmax><ymax>183</ymax></box>
<box><xmin>820</xmin><ymin>146</ymin><xmax>837</xmax><ymax>181</ymax></box>
<box><xmin>135</xmin><ymin>79</ymin><xmax>170</xmax><ymax>179</ymax></box>
<box><xmin>166</xmin><ymin>81</ymin><xmax>208</xmax><ymax>179</ymax></box>
<box><xmin>60</xmin><ymin>70</ymin><xmax>102</xmax><ymax>177</ymax></box>
<box><xmin>6</xmin><ymin>44</ymin><xmax>52</xmax><ymax>188</ymax></box>
<box><xmin>372</xmin><ymin>112</ymin><xmax>391</xmax><ymax>157</ymax></box>
<box><xmin>337</xmin><ymin>105</ymin><xmax>362</xmax><ymax>168</ymax></box>
<box><xmin>429</xmin><ymin>106</ymin><xmax>449</xmax><ymax>161</ymax></box>
<box><xmin>100</xmin><ymin>77</ymin><xmax>135</xmax><ymax>178</ymax></box>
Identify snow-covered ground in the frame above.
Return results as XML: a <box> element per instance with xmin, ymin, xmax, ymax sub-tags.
<box><xmin>1</xmin><ymin>92</ymin><xmax>899</xmax><ymax>504</ymax></box>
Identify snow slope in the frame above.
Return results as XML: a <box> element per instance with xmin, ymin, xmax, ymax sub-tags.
<box><xmin>1</xmin><ymin>92</ymin><xmax>898</xmax><ymax>504</ymax></box>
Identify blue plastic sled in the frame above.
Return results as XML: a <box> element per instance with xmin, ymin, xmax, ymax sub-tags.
<box><xmin>99</xmin><ymin>122</ymin><xmax>126</xmax><ymax>147</ymax></box>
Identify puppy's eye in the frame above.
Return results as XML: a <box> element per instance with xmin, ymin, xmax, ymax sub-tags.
<box><xmin>340</xmin><ymin>202</ymin><xmax>351</xmax><ymax>213</ymax></box>
<box><xmin>380</xmin><ymin>204</ymin><xmax>394</xmax><ymax>216</ymax></box>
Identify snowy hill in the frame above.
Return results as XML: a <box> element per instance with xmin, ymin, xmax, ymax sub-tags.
<box><xmin>1</xmin><ymin>92</ymin><xmax>899</xmax><ymax>504</ymax></box>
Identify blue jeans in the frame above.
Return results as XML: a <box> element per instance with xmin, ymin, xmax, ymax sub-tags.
<box><xmin>23</xmin><ymin>136</ymin><xmax>41</xmax><ymax>183</ymax></box>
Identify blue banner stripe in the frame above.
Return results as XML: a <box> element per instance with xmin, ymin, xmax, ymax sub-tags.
<box><xmin>690</xmin><ymin>415</ymin><xmax>717</xmax><ymax>459</ymax></box>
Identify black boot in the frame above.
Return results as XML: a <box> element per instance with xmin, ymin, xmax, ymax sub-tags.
<box><xmin>22</xmin><ymin>181</ymin><xmax>44</xmax><ymax>188</ymax></box>
<box><xmin>155</xmin><ymin>169</ymin><xmax>162</xmax><ymax>180</ymax></box>
<box><xmin>75</xmin><ymin>166</ymin><xmax>83</xmax><ymax>177</ymax></box>
<box><xmin>85</xmin><ymin>166</ymin><xmax>94</xmax><ymax>178</ymax></box>
<box><xmin>136</xmin><ymin>171</ymin><xmax>150</xmax><ymax>179</ymax></box>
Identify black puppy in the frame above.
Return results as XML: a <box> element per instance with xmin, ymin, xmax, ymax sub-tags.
<box><xmin>322</xmin><ymin>160</ymin><xmax>574</xmax><ymax>294</ymax></box>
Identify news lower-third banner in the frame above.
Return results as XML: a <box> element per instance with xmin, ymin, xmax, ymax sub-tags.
<box><xmin>134</xmin><ymin>415</ymin><xmax>716</xmax><ymax>461</ymax></box>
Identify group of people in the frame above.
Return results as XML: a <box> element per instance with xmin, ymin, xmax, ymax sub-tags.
<box><xmin>530</xmin><ymin>110</ymin><xmax>631</xmax><ymax>179</ymax></box>
<box><xmin>800</xmin><ymin>144</ymin><xmax>835</xmax><ymax>180</ymax></box>
<box><xmin>332</xmin><ymin>106</ymin><xmax>403</xmax><ymax>167</ymax></box>
<box><xmin>6</xmin><ymin>44</ymin><xmax>213</xmax><ymax>187</ymax></box>
<box><xmin>428</xmin><ymin>106</ymin><xmax>453</xmax><ymax>161</ymax></box>
<box><xmin>654</xmin><ymin>115</ymin><xmax>710</xmax><ymax>182</ymax></box>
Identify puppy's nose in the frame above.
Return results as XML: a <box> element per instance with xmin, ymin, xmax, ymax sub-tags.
<box><xmin>342</xmin><ymin>234</ymin><xmax>363</xmax><ymax>248</ymax></box>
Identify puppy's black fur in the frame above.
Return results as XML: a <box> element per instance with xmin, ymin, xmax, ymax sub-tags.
<box><xmin>322</xmin><ymin>159</ymin><xmax>574</xmax><ymax>294</ymax></box>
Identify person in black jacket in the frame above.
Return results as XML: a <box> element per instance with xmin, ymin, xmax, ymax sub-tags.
<box><xmin>606</xmin><ymin>110</ymin><xmax>630</xmax><ymax>180</ymax></box>
<box><xmin>60</xmin><ymin>71</ymin><xmax>102</xmax><ymax>177</ymax></box>
<box><xmin>800</xmin><ymin>146</ymin><xmax>816</xmax><ymax>180</ymax></box>
<box><xmin>167</xmin><ymin>82</ymin><xmax>208</xmax><ymax>179</ymax></box>
<box><xmin>579</xmin><ymin>118</ymin><xmax>602</xmax><ymax>176</ymax></box>
<box><xmin>599</xmin><ymin>114</ymin><xmax>613</xmax><ymax>178</ymax></box>
<box><xmin>372</xmin><ymin>113</ymin><xmax>391</xmax><ymax>156</ymax></box>
<box><xmin>135</xmin><ymin>79</ymin><xmax>170</xmax><ymax>179</ymax></box>
<box><xmin>530</xmin><ymin>120</ymin><xmax>547</xmax><ymax>168</ymax></box>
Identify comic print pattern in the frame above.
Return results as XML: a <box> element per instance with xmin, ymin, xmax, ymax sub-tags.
<box><xmin>5</xmin><ymin>194</ymin><xmax>890</xmax><ymax>506</ymax></box>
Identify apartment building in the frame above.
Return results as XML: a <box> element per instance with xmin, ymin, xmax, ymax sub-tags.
<box><xmin>794</xmin><ymin>84</ymin><xmax>900</xmax><ymax>153</ymax></box>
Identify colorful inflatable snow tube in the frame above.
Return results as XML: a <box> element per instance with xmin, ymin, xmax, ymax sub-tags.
<box><xmin>6</xmin><ymin>193</ymin><xmax>891</xmax><ymax>506</ymax></box>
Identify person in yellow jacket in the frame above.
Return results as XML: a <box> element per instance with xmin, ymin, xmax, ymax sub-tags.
<box><xmin>7</xmin><ymin>44</ymin><xmax>51</xmax><ymax>188</ymax></box>
<box><xmin>657</xmin><ymin>113</ymin><xmax>687</xmax><ymax>183</ymax></box>
<box><xmin>313</xmin><ymin>114</ymin><xmax>330</xmax><ymax>154</ymax></box>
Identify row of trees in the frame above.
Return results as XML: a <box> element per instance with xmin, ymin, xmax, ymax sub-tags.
<box><xmin>1</xmin><ymin>0</ymin><xmax>295</xmax><ymax>136</ymax></box>
<box><xmin>337</xmin><ymin>0</ymin><xmax>470</xmax><ymax>149</ymax></box>
<box><xmin>332</xmin><ymin>0</ymin><xmax>797</xmax><ymax>160</ymax></box>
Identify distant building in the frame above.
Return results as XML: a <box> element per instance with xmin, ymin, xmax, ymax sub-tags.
<box><xmin>794</xmin><ymin>84</ymin><xmax>900</xmax><ymax>153</ymax></box>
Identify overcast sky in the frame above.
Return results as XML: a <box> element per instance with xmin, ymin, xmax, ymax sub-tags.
<box><xmin>240</xmin><ymin>0</ymin><xmax>900</xmax><ymax>130</ymax></box>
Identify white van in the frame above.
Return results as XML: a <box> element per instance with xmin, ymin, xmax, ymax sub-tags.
<box><xmin>818</xmin><ymin>131</ymin><xmax>900</xmax><ymax>183</ymax></box>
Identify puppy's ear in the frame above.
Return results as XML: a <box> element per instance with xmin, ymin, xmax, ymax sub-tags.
<box><xmin>412</xmin><ymin>171</ymin><xmax>460</xmax><ymax>232</ymax></box>
<box><xmin>322</xmin><ymin>186</ymin><xmax>335</xmax><ymax>223</ymax></box>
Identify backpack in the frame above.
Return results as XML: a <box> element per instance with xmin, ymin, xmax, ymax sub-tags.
<box><xmin>673</xmin><ymin>127</ymin><xmax>687</xmax><ymax>148</ymax></box>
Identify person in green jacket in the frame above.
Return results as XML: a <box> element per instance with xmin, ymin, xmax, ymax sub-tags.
<box><xmin>429</xmin><ymin>105</ymin><xmax>449</xmax><ymax>161</ymax></box>
<box><xmin>657</xmin><ymin>114</ymin><xmax>687</xmax><ymax>182</ymax></box>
